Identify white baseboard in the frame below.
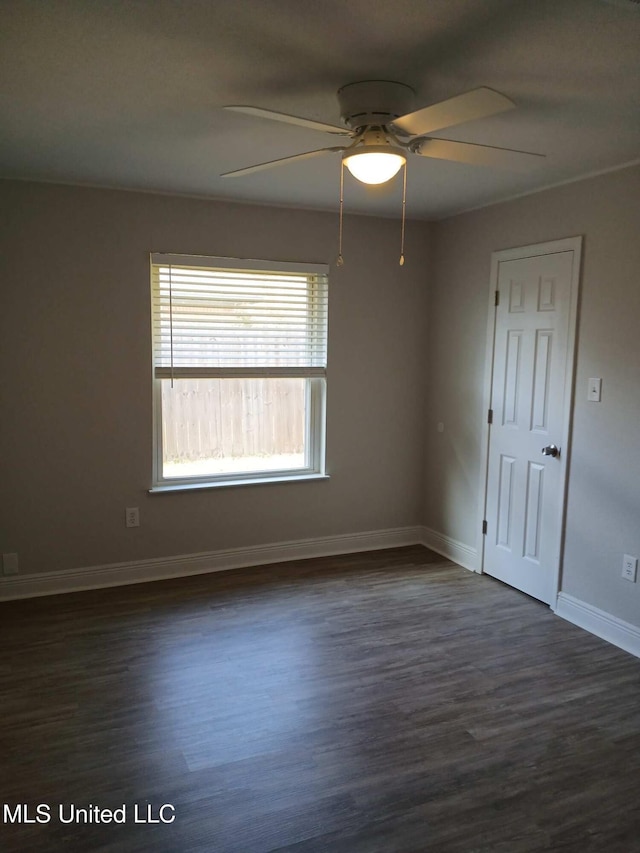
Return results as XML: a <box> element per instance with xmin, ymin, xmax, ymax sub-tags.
<box><xmin>421</xmin><ymin>527</ymin><xmax>479</xmax><ymax>572</ymax></box>
<box><xmin>555</xmin><ymin>592</ymin><xmax>640</xmax><ymax>659</ymax></box>
<box><xmin>0</xmin><ymin>526</ymin><xmax>426</xmax><ymax>601</ymax></box>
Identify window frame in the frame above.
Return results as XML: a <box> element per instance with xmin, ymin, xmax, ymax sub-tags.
<box><xmin>149</xmin><ymin>254</ymin><xmax>329</xmax><ymax>492</ymax></box>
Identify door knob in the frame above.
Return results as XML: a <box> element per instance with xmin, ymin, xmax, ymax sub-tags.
<box><xmin>541</xmin><ymin>444</ymin><xmax>560</xmax><ymax>458</ymax></box>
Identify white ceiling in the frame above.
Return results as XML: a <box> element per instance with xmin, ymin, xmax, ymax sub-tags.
<box><xmin>1</xmin><ymin>0</ymin><xmax>639</xmax><ymax>219</ymax></box>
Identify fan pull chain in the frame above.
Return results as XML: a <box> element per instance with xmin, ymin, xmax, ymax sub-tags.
<box><xmin>399</xmin><ymin>161</ymin><xmax>407</xmax><ymax>266</ymax></box>
<box><xmin>169</xmin><ymin>264</ymin><xmax>174</xmax><ymax>388</ymax></box>
<box><xmin>337</xmin><ymin>160</ymin><xmax>345</xmax><ymax>267</ymax></box>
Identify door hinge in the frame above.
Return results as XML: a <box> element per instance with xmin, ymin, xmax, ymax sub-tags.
<box><xmin>487</xmin><ymin>408</ymin><xmax>493</xmax><ymax>425</ymax></box>
<box><xmin>482</xmin><ymin>520</ymin><xmax>488</xmax><ymax>535</ymax></box>
<box><xmin>495</xmin><ymin>290</ymin><xmax>500</xmax><ymax>307</ymax></box>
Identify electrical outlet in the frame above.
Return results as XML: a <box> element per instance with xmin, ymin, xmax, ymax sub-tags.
<box><xmin>622</xmin><ymin>554</ymin><xmax>638</xmax><ymax>582</ymax></box>
<box><xmin>2</xmin><ymin>553</ymin><xmax>19</xmax><ymax>576</ymax></box>
<box><xmin>125</xmin><ymin>507</ymin><xmax>140</xmax><ymax>528</ymax></box>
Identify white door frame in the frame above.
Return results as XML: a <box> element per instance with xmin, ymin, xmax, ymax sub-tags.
<box><xmin>476</xmin><ymin>236</ymin><xmax>582</xmax><ymax>609</ymax></box>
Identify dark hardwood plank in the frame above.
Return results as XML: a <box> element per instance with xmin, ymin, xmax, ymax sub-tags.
<box><xmin>1</xmin><ymin>546</ymin><xmax>639</xmax><ymax>852</ymax></box>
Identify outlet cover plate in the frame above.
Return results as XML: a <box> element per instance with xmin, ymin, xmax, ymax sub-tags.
<box><xmin>622</xmin><ymin>554</ymin><xmax>638</xmax><ymax>582</ymax></box>
<box><xmin>2</xmin><ymin>553</ymin><xmax>19</xmax><ymax>575</ymax></box>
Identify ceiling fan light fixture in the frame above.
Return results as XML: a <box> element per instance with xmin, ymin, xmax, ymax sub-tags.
<box><xmin>342</xmin><ymin>146</ymin><xmax>406</xmax><ymax>184</ymax></box>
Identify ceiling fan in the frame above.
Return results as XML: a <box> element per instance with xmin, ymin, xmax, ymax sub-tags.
<box><xmin>221</xmin><ymin>80</ymin><xmax>544</xmax><ymax>185</ymax></box>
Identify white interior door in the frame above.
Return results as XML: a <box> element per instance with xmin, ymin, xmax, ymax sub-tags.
<box><xmin>483</xmin><ymin>239</ymin><xmax>581</xmax><ymax>604</ymax></box>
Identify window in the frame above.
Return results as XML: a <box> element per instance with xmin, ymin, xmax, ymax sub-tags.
<box><xmin>150</xmin><ymin>254</ymin><xmax>328</xmax><ymax>490</ymax></box>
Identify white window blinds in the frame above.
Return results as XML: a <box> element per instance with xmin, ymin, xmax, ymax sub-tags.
<box><xmin>151</xmin><ymin>254</ymin><xmax>329</xmax><ymax>379</ymax></box>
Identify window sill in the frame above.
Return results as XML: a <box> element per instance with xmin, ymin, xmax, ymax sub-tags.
<box><xmin>149</xmin><ymin>472</ymin><xmax>330</xmax><ymax>494</ymax></box>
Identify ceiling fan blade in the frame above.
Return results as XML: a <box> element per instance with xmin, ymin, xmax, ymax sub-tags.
<box><xmin>412</xmin><ymin>137</ymin><xmax>545</xmax><ymax>169</ymax></box>
<box><xmin>224</xmin><ymin>106</ymin><xmax>349</xmax><ymax>135</ymax></box>
<box><xmin>392</xmin><ymin>87</ymin><xmax>515</xmax><ymax>137</ymax></box>
<box><xmin>221</xmin><ymin>147</ymin><xmax>345</xmax><ymax>178</ymax></box>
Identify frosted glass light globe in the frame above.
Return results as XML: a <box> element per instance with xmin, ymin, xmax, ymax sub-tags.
<box><xmin>343</xmin><ymin>148</ymin><xmax>406</xmax><ymax>185</ymax></box>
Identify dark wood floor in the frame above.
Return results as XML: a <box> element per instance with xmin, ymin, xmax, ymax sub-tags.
<box><xmin>1</xmin><ymin>546</ymin><xmax>640</xmax><ymax>853</ymax></box>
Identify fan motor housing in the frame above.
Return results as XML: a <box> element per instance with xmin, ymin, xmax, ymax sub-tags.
<box><xmin>338</xmin><ymin>81</ymin><xmax>416</xmax><ymax>131</ymax></box>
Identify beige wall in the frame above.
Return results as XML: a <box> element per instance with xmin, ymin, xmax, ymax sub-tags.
<box><xmin>0</xmin><ymin>181</ymin><xmax>430</xmax><ymax>575</ymax></box>
<box><xmin>426</xmin><ymin>164</ymin><xmax>640</xmax><ymax>627</ymax></box>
